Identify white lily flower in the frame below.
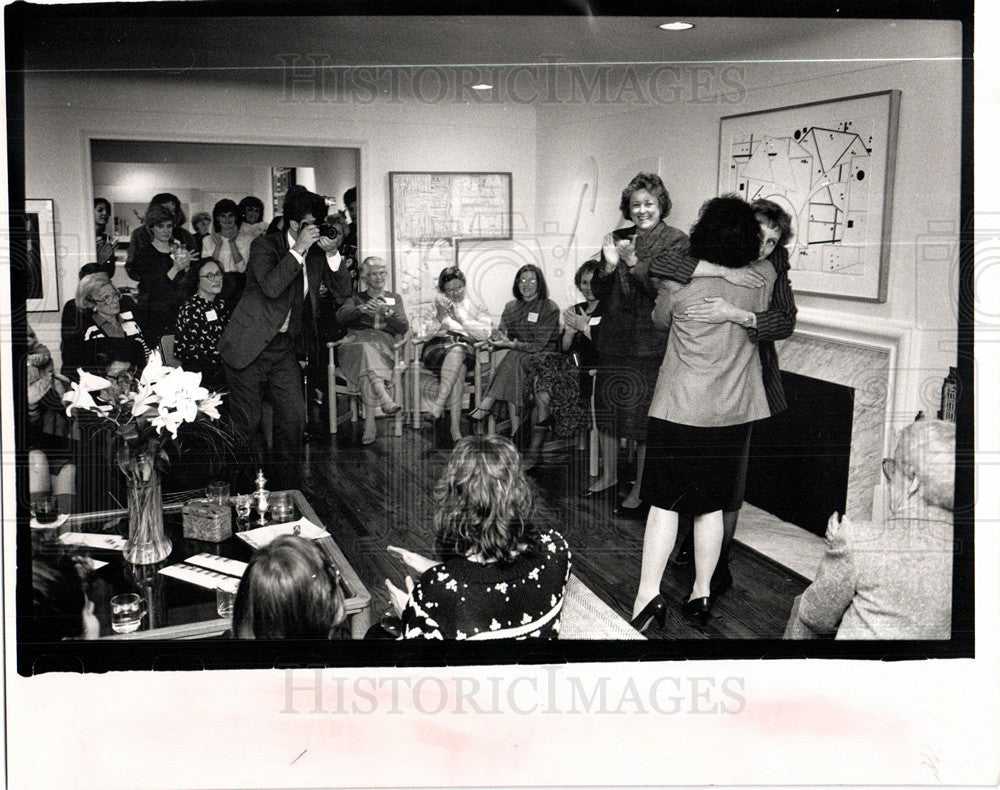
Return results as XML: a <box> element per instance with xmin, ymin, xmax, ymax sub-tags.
<box><xmin>62</xmin><ymin>380</ymin><xmax>100</xmax><ymax>416</ymax></box>
<box><xmin>151</xmin><ymin>404</ymin><xmax>185</xmax><ymax>439</ymax></box>
<box><xmin>76</xmin><ymin>369</ymin><xmax>113</xmax><ymax>392</ymax></box>
<box><xmin>130</xmin><ymin>382</ymin><xmax>159</xmax><ymax>418</ymax></box>
<box><xmin>198</xmin><ymin>392</ymin><xmax>224</xmax><ymax>421</ymax></box>
<box><xmin>139</xmin><ymin>351</ymin><xmax>167</xmax><ymax>386</ymax></box>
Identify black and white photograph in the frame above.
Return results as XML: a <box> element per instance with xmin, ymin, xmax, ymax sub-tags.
<box><xmin>3</xmin><ymin>2</ymin><xmax>992</xmax><ymax>788</ymax></box>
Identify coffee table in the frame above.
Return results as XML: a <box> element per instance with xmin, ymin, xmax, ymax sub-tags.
<box><xmin>40</xmin><ymin>490</ymin><xmax>371</xmax><ymax>640</ymax></box>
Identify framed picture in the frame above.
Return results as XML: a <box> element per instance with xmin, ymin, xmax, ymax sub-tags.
<box><xmin>718</xmin><ymin>90</ymin><xmax>900</xmax><ymax>302</ymax></box>
<box><xmin>25</xmin><ymin>199</ymin><xmax>59</xmax><ymax>312</ymax></box>
<box><xmin>389</xmin><ymin>172</ymin><xmax>512</xmax><ymax>332</ymax></box>
<box><xmin>271</xmin><ymin>167</ymin><xmax>296</xmax><ymax>216</ymax></box>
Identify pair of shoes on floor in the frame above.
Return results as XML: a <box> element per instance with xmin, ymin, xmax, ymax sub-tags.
<box><xmin>681</xmin><ymin>596</ymin><xmax>711</xmax><ymax>626</ymax></box>
<box><xmin>629</xmin><ymin>594</ymin><xmax>667</xmax><ymax>633</ymax></box>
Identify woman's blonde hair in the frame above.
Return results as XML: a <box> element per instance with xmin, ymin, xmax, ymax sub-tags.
<box><xmin>75</xmin><ymin>273</ymin><xmax>115</xmax><ymax>311</ymax></box>
<box><xmin>433</xmin><ymin>435</ymin><xmax>535</xmax><ymax>563</ymax></box>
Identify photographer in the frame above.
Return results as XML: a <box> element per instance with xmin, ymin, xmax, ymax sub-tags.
<box><xmin>218</xmin><ymin>188</ymin><xmax>352</xmax><ymax>490</ymax></box>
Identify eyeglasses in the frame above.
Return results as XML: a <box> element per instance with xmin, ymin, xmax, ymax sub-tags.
<box><xmin>94</xmin><ymin>292</ymin><xmax>119</xmax><ymax>304</ymax></box>
<box><xmin>200</xmin><ymin>272</ymin><xmax>223</xmax><ymax>280</ymax></box>
<box><xmin>365</xmin><ymin>270</ymin><xmax>387</xmax><ymax>279</ymax></box>
<box><xmin>443</xmin><ymin>283</ymin><xmax>464</xmax><ymax>295</ymax></box>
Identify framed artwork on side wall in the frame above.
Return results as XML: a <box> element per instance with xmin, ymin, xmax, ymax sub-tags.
<box><xmin>718</xmin><ymin>90</ymin><xmax>900</xmax><ymax>302</ymax></box>
<box><xmin>25</xmin><ymin>199</ymin><xmax>59</xmax><ymax>312</ymax></box>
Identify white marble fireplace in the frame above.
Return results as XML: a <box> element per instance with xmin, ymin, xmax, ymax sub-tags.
<box><xmin>775</xmin><ymin>307</ymin><xmax>915</xmax><ymax>522</ymax></box>
<box><xmin>736</xmin><ymin>308</ymin><xmax>916</xmax><ymax>579</ymax></box>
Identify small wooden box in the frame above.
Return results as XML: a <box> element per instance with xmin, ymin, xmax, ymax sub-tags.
<box><xmin>182</xmin><ymin>498</ymin><xmax>232</xmax><ymax>542</ymax></box>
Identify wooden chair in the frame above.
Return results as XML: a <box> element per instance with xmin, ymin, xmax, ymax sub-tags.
<box><xmin>327</xmin><ymin>334</ymin><xmax>407</xmax><ymax>436</ymax></box>
<box><xmin>406</xmin><ymin>336</ymin><xmax>488</xmax><ymax>432</ymax></box>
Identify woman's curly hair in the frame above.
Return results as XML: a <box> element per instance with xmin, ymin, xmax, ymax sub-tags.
<box><xmin>433</xmin><ymin>435</ymin><xmax>536</xmax><ymax>564</ymax></box>
<box><xmin>688</xmin><ymin>194</ymin><xmax>762</xmax><ymax>269</ymax></box>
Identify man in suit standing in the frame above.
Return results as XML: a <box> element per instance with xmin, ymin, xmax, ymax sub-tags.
<box><xmin>219</xmin><ymin>188</ymin><xmax>350</xmax><ymax>490</ymax></box>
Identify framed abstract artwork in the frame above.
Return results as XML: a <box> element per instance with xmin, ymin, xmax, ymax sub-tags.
<box><xmin>719</xmin><ymin>90</ymin><xmax>901</xmax><ymax>302</ymax></box>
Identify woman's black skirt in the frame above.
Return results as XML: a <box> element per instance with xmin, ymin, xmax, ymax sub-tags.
<box><xmin>641</xmin><ymin>418</ymin><xmax>753</xmax><ymax>515</ymax></box>
<box><xmin>420</xmin><ymin>335</ymin><xmax>475</xmax><ymax>375</ymax></box>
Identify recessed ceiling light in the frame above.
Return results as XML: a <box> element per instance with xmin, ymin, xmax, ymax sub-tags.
<box><xmin>472</xmin><ymin>83</ymin><xmax>493</xmax><ymax>90</ymax></box>
<box><xmin>659</xmin><ymin>21</ymin><xmax>694</xmax><ymax>31</ymax></box>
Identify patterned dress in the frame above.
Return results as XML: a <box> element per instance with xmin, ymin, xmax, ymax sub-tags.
<box><xmin>174</xmin><ymin>294</ymin><xmax>230</xmax><ymax>391</ymax></box>
<box><xmin>401</xmin><ymin>529</ymin><xmax>572</xmax><ymax>640</ymax></box>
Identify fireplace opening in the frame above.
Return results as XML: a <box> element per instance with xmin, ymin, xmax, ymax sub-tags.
<box><xmin>744</xmin><ymin>371</ymin><xmax>854</xmax><ymax>537</ymax></box>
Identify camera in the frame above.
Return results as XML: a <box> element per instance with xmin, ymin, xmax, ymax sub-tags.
<box><xmin>317</xmin><ymin>219</ymin><xmax>343</xmax><ymax>239</ymax></box>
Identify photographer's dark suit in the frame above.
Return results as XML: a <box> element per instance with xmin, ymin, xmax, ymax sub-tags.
<box><xmin>219</xmin><ymin>230</ymin><xmax>350</xmax><ymax>488</ymax></box>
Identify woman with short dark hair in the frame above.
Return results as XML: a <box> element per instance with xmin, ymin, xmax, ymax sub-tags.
<box><xmin>201</xmin><ymin>198</ymin><xmax>252</xmax><ymax>274</ymax></box>
<box><xmin>472</xmin><ymin>265</ymin><xmax>583</xmax><ymax>455</ymax></box>
<box><xmin>237</xmin><ymin>195</ymin><xmax>267</xmax><ymax>237</ymax></box>
<box><xmin>385</xmin><ymin>435</ymin><xmax>571</xmax><ymax>639</ymax></box>
<box><xmin>125</xmin><ymin>196</ymin><xmax>198</xmax><ymax>345</ymax></box>
<box><xmin>174</xmin><ymin>258</ymin><xmax>230</xmax><ymax>391</ymax></box>
<box><xmin>233</xmin><ymin>535</ymin><xmax>347</xmax><ymax>639</ymax></box>
<box><xmin>630</xmin><ymin>195</ymin><xmax>777</xmax><ymax>630</ymax></box>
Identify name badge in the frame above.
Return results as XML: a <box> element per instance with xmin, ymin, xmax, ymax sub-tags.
<box><xmin>205</xmin><ymin>309</ymin><xmax>218</xmax><ymax>322</ymax></box>
<box><xmin>527</xmin><ymin>312</ymin><xmax>539</xmax><ymax>323</ymax></box>
<box><xmin>122</xmin><ymin>321</ymin><xmax>140</xmax><ymax>336</ymax></box>
<box><xmin>120</xmin><ymin>311</ymin><xmax>133</xmax><ymax>320</ymax></box>
<box><xmin>589</xmin><ymin>315</ymin><xmax>602</xmax><ymax>326</ymax></box>
<box><xmin>382</xmin><ymin>297</ymin><xmax>396</xmax><ymax>306</ymax></box>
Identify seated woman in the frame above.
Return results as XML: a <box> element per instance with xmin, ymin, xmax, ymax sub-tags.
<box><xmin>334</xmin><ymin>256</ymin><xmax>409</xmax><ymax>445</ymax></box>
<box><xmin>200</xmin><ymin>198</ymin><xmax>253</xmax><ymax>305</ymax></box>
<box><xmin>785</xmin><ymin>419</ymin><xmax>955</xmax><ymax>640</ymax></box>
<box><xmin>125</xmin><ymin>199</ymin><xmax>197</xmax><ymax>346</ymax></box>
<box><xmin>632</xmin><ymin>195</ymin><xmax>776</xmax><ymax>630</ymax></box>
<box><xmin>561</xmin><ymin>259</ymin><xmax>603</xmax><ymax>403</ymax></box>
<box><xmin>61</xmin><ymin>273</ymin><xmax>153</xmax><ymax>379</ymax></box>
<box><xmin>385</xmin><ymin>435</ymin><xmax>572</xmax><ymax>639</ymax></box>
<box><xmin>25</xmin><ymin>323</ymin><xmax>75</xmax><ymax>514</ymax></box>
<box><xmin>174</xmin><ymin>257</ymin><xmax>231</xmax><ymax>392</ymax></box>
<box><xmin>233</xmin><ymin>535</ymin><xmax>347</xmax><ymax>639</ymax></box>
<box><xmin>472</xmin><ymin>265</ymin><xmax>583</xmax><ymax>459</ymax></box>
<box><xmin>420</xmin><ymin>267</ymin><xmax>492</xmax><ymax>445</ymax></box>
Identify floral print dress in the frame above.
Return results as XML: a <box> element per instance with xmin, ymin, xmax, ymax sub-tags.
<box><xmin>400</xmin><ymin>529</ymin><xmax>572</xmax><ymax>640</ymax></box>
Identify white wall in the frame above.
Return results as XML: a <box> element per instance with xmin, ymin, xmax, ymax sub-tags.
<box><xmin>534</xmin><ymin>21</ymin><xmax>962</xmax><ymax>418</ymax></box>
<box><xmin>24</xmin><ymin>72</ymin><xmax>537</xmax><ymax>364</ymax></box>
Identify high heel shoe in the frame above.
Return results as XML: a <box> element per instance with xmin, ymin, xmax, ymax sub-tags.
<box><xmin>681</xmin><ymin>596</ymin><xmax>711</xmax><ymax>626</ymax></box>
<box><xmin>629</xmin><ymin>595</ymin><xmax>667</xmax><ymax>633</ymax></box>
<box><xmin>581</xmin><ymin>482</ymin><xmax>617</xmax><ymax>499</ymax></box>
<box><xmin>469</xmin><ymin>406</ymin><xmax>489</xmax><ymax>421</ymax></box>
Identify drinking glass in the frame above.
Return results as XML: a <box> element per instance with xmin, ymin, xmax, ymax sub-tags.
<box><xmin>206</xmin><ymin>481</ymin><xmax>230</xmax><ymax>506</ymax></box>
<box><xmin>255</xmin><ymin>489</ymin><xmax>270</xmax><ymax>527</ymax></box>
<box><xmin>216</xmin><ymin>588</ymin><xmax>235</xmax><ymax>618</ymax></box>
<box><xmin>110</xmin><ymin>593</ymin><xmax>146</xmax><ymax>634</ymax></box>
<box><xmin>233</xmin><ymin>494</ymin><xmax>253</xmax><ymax>531</ymax></box>
<box><xmin>269</xmin><ymin>491</ymin><xmax>293</xmax><ymax>523</ymax></box>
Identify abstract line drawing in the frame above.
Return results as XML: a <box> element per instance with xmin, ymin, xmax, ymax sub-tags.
<box><xmin>719</xmin><ymin>91</ymin><xmax>900</xmax><ymax>302</ymax></box>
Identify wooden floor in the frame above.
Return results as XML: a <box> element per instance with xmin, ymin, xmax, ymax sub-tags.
<box><xmin>298</xmin><ymin>421</ymin><xmax>809</xmax><ymax>639</ymax></box>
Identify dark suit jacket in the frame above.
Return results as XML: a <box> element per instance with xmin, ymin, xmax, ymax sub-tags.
<box><xmin>218</xmin><ymin>231</ymin><xmax>351</xmax><ymax>370</ymax></box>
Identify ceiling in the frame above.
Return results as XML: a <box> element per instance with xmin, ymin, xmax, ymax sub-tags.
<box><xmin>20</xmin><ymin>14</ymin><xmax>909</xmax><ymax>80</ymax></box>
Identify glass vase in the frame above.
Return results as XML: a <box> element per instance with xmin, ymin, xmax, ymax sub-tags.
<box><xmin>123</xmin><ymin>465</ymin><xmax>171</xmax><ymax>565</ymax></box>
